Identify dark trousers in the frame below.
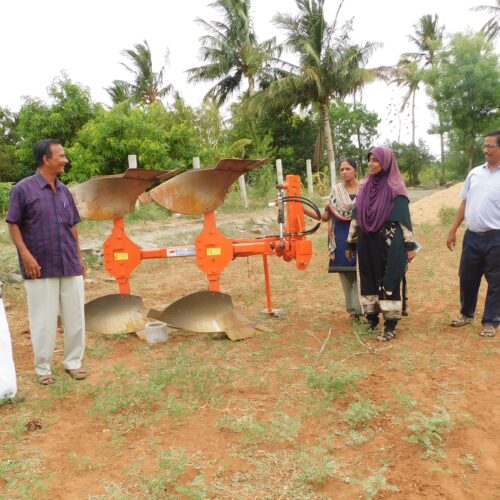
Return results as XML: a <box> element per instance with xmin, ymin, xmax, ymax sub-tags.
<box><xmin>459</xmin><ymin>230</ymin><xmax>500</xmax><ymax>327</ymax></box>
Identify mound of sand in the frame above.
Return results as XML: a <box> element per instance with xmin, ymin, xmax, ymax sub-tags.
<box><xmin>410</xmin><ymin>182</ymin><xmax>464</xmax><ymax>224</ymax></box>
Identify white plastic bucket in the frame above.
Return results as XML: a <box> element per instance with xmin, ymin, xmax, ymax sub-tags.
<box><xmin>143</xmin><ymin>320</ymin><xmax>168</xmax><ymax>344</ymax></box>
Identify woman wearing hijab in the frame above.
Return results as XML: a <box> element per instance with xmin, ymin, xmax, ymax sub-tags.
<box><xmin>346</xmin><ymin>147</ymin><xmax>417</xmax><ymax>341</ymax></box>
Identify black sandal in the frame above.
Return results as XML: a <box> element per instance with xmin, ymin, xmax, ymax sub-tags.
<box><xmin>377</xmin><ymin>329</ymin><xmax>396</xmax><ymax>342</ymax></box>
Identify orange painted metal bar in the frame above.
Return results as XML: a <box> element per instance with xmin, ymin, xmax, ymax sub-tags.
<box><xmin>262</xmin><ymin>254</ymin><xmax>273</xmax><ymax>314</ymax></box>
<box><xmin>100</xmin><ymin>175</ymin><xmax>314</xmax><ymax>308</ymax></box>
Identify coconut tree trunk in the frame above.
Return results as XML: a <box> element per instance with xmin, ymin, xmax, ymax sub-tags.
<box><xmin>248</xmin><ymin>75</ymin><xmax>255</xmax><ymax>97</ymax></box>
<box><xmin>411</xmin><ymin>91</ymin><xmax>416</xmax><ymax>145</ymax></box>
<box><xmin>439</xmin><ymin>116</ymin><xmax>446</xmax><ymax>185</ymax></box>
<box><xmin>320</xmin><ymin>101</ymin><xmax>336</xmax><ymax>167</ymax></box>
<box><xmin>468</xmin><ymin>150</ymin><xmax>474</xmax><ymax>172</ymax></box>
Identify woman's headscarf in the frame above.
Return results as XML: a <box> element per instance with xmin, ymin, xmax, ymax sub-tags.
<box><xmin>356</xmin><ymin>146</ymin><xmax>408</xmax><ymax>233</ymax></box>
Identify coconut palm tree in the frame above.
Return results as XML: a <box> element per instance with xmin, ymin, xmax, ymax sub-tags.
<box><xmin>105</xmin><ymin>80</ymin><xmax>132</xmax><ymax>106</ymax></box>
<box><xmin>392</xmin><ymin>59</ymin><xmax>421</xmax><ymax>145</ymax></box>
<box><xmin>405</xmin><ymin>14</ymin><xmax>444</xmax><ymax>66</ymax></box>
<box><xmin>107</xmin><ymin>40</ymin><xmax>173</xmax><ymax>106</ymax></box>
<box><xmin>402</xmin><ymin>14</ymin><xmax>446</xmax><ymax>181</ymax></box>
<box><xmin>251</xmin><ymin>0</ymin><xmax>380</xmax><ymax>167</ymax></box>
<box><xmin>187</xmin><ymin>0</ymin><xmax>279</xmax><ymax>104</ymax></box>
<box><xmin>472</xmin><ymin>0</ymin><xmax>500</xmax><ymax>42</ymax></box>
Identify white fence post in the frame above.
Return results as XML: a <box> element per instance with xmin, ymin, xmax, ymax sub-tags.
<box><xmin>128</xmin><ymin>155</ymin><xmax>137</xmax><ymax>169</ymax></box>
<box><xmin>238</xmin><ymin>175</ymin><xmax>248</xmax><ymax>208</ymax></box>
<box><xmin>192</xmin><ymin>157</ymin><xmax>200</xmax><ymax>169</ymax></box>
<box><xmin>306</xmin><ymin>159</ymin><xmax>313</xmax><ymax>195</ymax></box>
<box><xmin>276</xmin><ymin>159</ymin><xmax>284</xmax><ymax>185</ymax></box>
<box><xmin>330</xmin><ymin>161</ymin><xmax>336</xmax><ymax>187</ymax></box>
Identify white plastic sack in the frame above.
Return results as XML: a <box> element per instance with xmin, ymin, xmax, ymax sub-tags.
<box><xmin>0</xmin><ymin>297</ymin><xmax>17</xmax><ymax>399</ymax></box>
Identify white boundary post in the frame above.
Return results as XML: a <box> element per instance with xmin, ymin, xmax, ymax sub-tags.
<box><xmin>192</xmin><ymin>157</ymin><xmax>200</xmax><ymax>169</ymax></box>
<box><xmin>306</xmin><ymin>159</ymin><xmax>313</xmax><ymax>195</ymax></box>
<box><xmin>330</xmin><ymin>160</ymin><xmax>336</xmax><ymax>187</ymax></box>
<box><xmin>276</xmin><ymin>159</ymin><xmax>284</xmax><ymax>185</ymax></box>
<box><xmin>238</xmin><ymin>175</ymin><xmax>248</xmax><ymax>208</ymax></box>
<box><xmin>128</xmin><ymin>155</ymin><xmax>137</xmax><ymax>169</ymax></box>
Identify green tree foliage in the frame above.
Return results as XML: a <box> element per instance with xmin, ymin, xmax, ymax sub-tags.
<box><xmin>472</xmin><ymin>0</ymin><xmax>500</xmax><ymax>42</ymax></box>
<box><xmin>106</xmin><ymin>40</ymin><xmax>173</xmax><ymax>106</ymax></box>
<box><xmin>227</xmin><ymin>100</ymin><xmax>318</xmax><ymax>178</ymax></box>
<box><xmin>252</xmin><ymin>0</ymin><xmax>379</xmax><ymax>168</ymax></box>
<box><xmin>15</xmin><ymin>75</ymin><xmax>101</xmax><ymax>169</ymax></box>
<box><xmin>425</xmin><ymin>32</ymin><xmax>500</xmax><ymax>173</ymax></box>
<box><xmin>328</xmin><ymin>101</ymin><xmax>379</xmax><ymax>174</ymax></box>
<box><xmin>0</xmin><ymin>107</ymin><xmax>26</xmax><ymax>182</ymax></box>
<box><xmin>187</xmin><ymin>0</ymin><xmax>278</xmax><ymax>103</ymax></box>
<box><xmin>389</xmin><ymin>140</ymin><xmax>435</xmax><ymax>186</ymax></box>
<box><xmin>66</xmin><ymin>101</ymin><xmax>201</xmax><ymax>182</ymax></box>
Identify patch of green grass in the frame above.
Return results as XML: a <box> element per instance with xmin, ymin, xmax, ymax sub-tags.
<box><xmin>406</xmin><ymin>408</ymin><xmax>454</xmax><ymax>459</ymax></box>
<box><xmin>438</xmin><ymin>206</ymin><xmax>457</xmax><ymax>225</ymax></box>
<box><xmin>0</xmin><ymin>456</ymin><xmax>50</xmax><ymax>498</ymax></box>
<box><xmin>304</xmin><ymin>362</ymin><xmax>367</xmax><ymax>402</ymax></box>
<box><xmin>344</xmin><ymin>429</ymin><xmax>374</xmax><ymax>446</ymax></box>
<box><xmin>125</xmin><ymin>202</ymin><xmax>172</xmax><ymax>222</ymax></box>
<box><xmin>128</xmin><ymin>447</ymin><xmax>189</xmax><ymax>498</ymax></box>
<box><xmin>344</xmin><ymin>399</ymin><xmax>378</xmax><ymax>428</ymax></box>
<box><xmin>391</xmin><ymin>385</ymin><xmax>417</xmax><ymax>410</ymax></box>
<box><xmin>459</xmin><ymin>453</ymin><xmax>478</xmax><ymax>472</ymax></box>
<box><xmin>86</xmin><ymin>338</ymin><xmax>112</xmax><ymax>359</ymax></box>
<box><xmin>217</xmin><ymin>412</ymin><xmax>301</xmax><ymax>445</ymax></box>
<box><xmin>357</xmin><ymin>466</ymin><xmax>398</xmax><ymax>499</ymax></box>
<box><xmin>294</xmin><ymin>446</ymin><xmax>339</xmax><ymax>486</ymax></box>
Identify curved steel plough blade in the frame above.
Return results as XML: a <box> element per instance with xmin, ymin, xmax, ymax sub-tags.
<box><xmin>71</xmin><ymin>168</ymin><xmax>179</xmax><ymax>220</ymax></box>
<box><xmin>148</xmin><ymin>290</ymin><xmax>257</xmax><ymax>341</ymax></box>
<box><xmin>149</xmin><ymin>158</ymin><xmax>268</xmax><ymax>215</ymax></box>
<box><xmin>85</xmin><ymin>294</ymin><xmax>147</xmax><ymax>335</ymax></box>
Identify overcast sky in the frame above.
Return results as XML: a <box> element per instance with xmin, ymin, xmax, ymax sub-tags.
<box><xmin>0</xmin><ymin>0</ymin><xmax>492</xmax><ymax>154</ymax></box>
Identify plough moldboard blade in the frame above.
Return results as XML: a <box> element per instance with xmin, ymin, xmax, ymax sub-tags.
<box><xmin>148</xmin><ymin>291</ymin><xmax>257</xmax><ymax>340</ymax></box>
<box><xmin>149</xmin><ymin>158</ymin><xmax>269</xmax><ymax>215</ymax></box>
<box><xmin>70</xmin><ymin>168</ymin><xmax>178</xmax><ymax>220</ymax></box>
<box><xmin>85</xmin><ymin>294</ymin><xmax>147</xmax><ymax>335</ymax></box>
<box><xmin>214</xmin><ymin>158</ymin><xmax>269</xmax><ymax>172</ymax></box>
<box><xmin>71</xmin><ymin>177</ymin><xmax>154</xmax><ymax>220</ymax></box>
<box><xmin>149</xmin><ymin>169</ymin><xmax>238</xmax><ymax>215</ymax></box>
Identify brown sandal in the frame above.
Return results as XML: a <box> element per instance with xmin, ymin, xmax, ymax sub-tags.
<box><xmin>65</xmin><ymin>368</ymin><xmax>87</xmax><ymax>380</ymax></box>
<box><xmin>38</xmin><ymin>374</ymin><xmax>56</xmax><ymax>385</ymax></box>
<box><xmin>450</xmin><ymin>315</ymin><xmax>472</xmax><ymax>327</ymax></box>
<box><xmin>480</xmin><ymin>324</ymin><xmax>497</xmax><ymax>337</ymax></box>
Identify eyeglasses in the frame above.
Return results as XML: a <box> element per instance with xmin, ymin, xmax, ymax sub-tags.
<box><xmin>483</xmin><ymin>144</ymin><xmax>499</xmax><ymax>149</ymax></box>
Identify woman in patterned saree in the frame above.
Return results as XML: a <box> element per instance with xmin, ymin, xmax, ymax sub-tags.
<box><xmin>346</xmin><ymin>147</ymin><xmax>417</xmax><ymax>341</ymax></box>
<box><xmin>305</xmin><ymin>157</ymin><xmax>362</xmax><ymax>319</ymax></box>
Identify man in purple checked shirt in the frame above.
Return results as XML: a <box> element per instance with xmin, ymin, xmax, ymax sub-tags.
<box><xmin>6</xmin><ymin>139</ymin><xmax>87</xmax><ymax>385</ymax></box>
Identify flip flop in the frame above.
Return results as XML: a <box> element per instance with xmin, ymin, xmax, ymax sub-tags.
<box><xmin>65</xmin><ymin>368</ymin><xmax>87</xmax><ymax>380</ymax></box>
<box><xmin>38</xmin><ymin>374</ymin><xmax>56</xmax><ymax>385</ymax></box>
<box><xmin>450</xmin><ymin>315</ymin><xmax>472</xmax><ymax>327</ymax></box>
<box><xmin>479</xmin><ymin>325</ymin><xmax>496</xmax><ymax>337</ymax></box>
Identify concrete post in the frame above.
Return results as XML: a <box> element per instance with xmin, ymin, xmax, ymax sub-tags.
<box><xmin>238</xmin><ymin>175</ymin><xmax>248</xmax><ymax>208</ymax></box>
<box><xmin>276</xmin><ymin>159</ymin><xmax>284</xmax><ymax>185</ymax></box>
<box><xmin>306</xmin><ymin>159</ymin><xmax>313</xmax><ymax>195</ymax></box>
<box><xmin>330</xmin><ymin>161</ymin><xmax>336</xmax><ymax>187</ymax></box>
<box><xmin>192</xmin><ymin>157</ymin><xmax>200</xmax><ymax>169</ymax></box>
<box><xmin>128</xmin><ymin>155</ymin><xmax>137</xmax><ymax>169</ymax></box>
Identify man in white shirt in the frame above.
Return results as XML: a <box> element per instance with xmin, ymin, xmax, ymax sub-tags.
<box><xmin>0</xmin><ymin>281</ymin><xmax>17</xmax><ymax>400</ymax></box>
<box><xmin>447</xmin><ymin>130</ymin><xmax>500</xmax><ymax>337</ymax></box>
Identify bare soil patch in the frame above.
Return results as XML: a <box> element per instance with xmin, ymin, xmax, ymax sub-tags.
<box><xmin>1</xmin><ymin>204</ymin><xmax>499</xmax><ymax>499</ymax></box>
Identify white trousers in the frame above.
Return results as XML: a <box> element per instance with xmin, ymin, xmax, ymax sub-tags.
<box><xmin>24</xmin><ymin>276</ymin><xmax>85</xmax><ymax>376</ymax></box>
<box><xmin>0</xmin><ymin>297</ymin><xmax>17</xmax><ymax>398</ymax></box>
